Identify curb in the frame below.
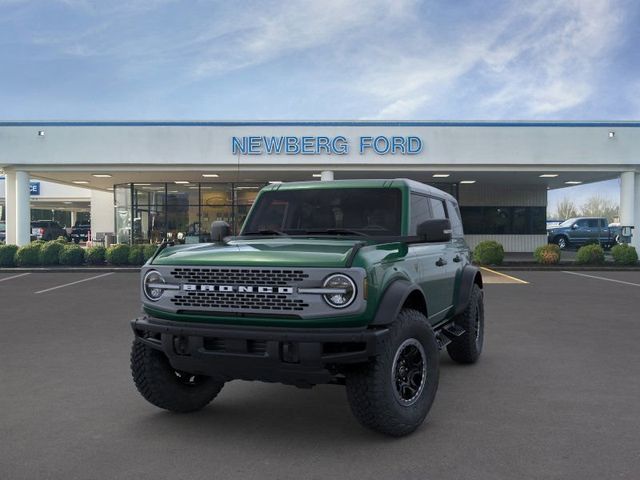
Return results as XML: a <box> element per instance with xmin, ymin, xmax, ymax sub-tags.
<box><xmin>482</xmin><ymin>264</ymin><xmax>640</xmax><ymax>271</ymax></box>
<box><xmin>0</xmin><ymin>267</ymin><xmax>141</xmax><ymax>273</ymax></box>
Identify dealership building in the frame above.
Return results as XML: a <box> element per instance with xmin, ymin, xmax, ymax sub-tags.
<box><xmin>1</xmin><ymin>121</ymin><xmax>639</xmax><ymax>252</ymax></box>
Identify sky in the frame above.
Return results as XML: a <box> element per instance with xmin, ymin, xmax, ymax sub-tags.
<box><xmin>1</xmin><ymin>0</ymin><xmax>638</xmax><ymax>208</ymax></box>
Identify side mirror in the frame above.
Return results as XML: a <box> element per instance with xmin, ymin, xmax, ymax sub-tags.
<box><xmin>416</xmin><ymin>219</ymin><xmax>452</xmax><ymax>243</ymax></box>
<box><xmin>572</xmin><ymin>223</ymin><xmax>579</xmax><ymax>230</ymax></box>
<box><xmin>210</xmin><ymin>221</ymin><xmax>231</xmax><ymax>243</ymax></box>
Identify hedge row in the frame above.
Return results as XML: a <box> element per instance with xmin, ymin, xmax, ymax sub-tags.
<box><xmin>472</xmin><ymin>241</ymin><xmax>638</xmax><ymax>266</ymax></box>
<box><xmin>0</xmin><ymin>241</ymin><xmax>159</xmax><ymax>267</ymax></box>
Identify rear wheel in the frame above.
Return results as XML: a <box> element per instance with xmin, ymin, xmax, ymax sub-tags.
<box><xmin>345</xmin><ymin>309</ymin><xmax>439</xmax><ymax>437</ymax></box>
<box><xmin>447</xmin><ymin>283</ymin><xmax>484</xmax><ymax>364</ymax></box>
<box><xmin>131</xmin><ymin>340</ymin><xmax>225</xmax><ymax>413</ymax></box>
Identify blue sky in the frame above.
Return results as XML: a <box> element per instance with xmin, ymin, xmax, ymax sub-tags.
<box><xmin>1</xmin><ymin>0</ymin><xmax>638</xmax><ymax>208</ymax></box>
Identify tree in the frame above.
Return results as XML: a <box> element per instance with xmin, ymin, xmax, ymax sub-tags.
<box><xmin>552</xmin><ymin>197</ymin><xmax>578</xmax><ymax>220</ymax></box>
<box><xmin>579</xmin><ymin>195</ymin><xmax>619</xmax><ymax>223</ymax></box>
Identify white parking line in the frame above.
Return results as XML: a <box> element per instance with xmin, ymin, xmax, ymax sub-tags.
<box><xmin>34</xmin><ymin>273</ymin><xmax>114</xmax><ymax>294</ymax></box>
<box><xmin>562</xmin><ymin>271</ymin><xmax>640</xmax><ymax>287</ymax></box>
<box><xmin>0</xmin><ymin>273</ymin><xmax>31</xmax><ymax>283</ymax></box>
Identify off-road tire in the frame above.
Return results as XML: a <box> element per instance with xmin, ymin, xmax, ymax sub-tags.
<box><xmin>131</xmin><ymin>340</ymin><xmax>224</xmax><ymax>413</ymax></box>
<box><xmin>345</xmin><ymin>309</ymin><xmax>439</xmax><ymax>437</ymax></box>
<box><xmin>447</xmin><ymin>283</ymin><xmax>484</xmax><ymax>364</ymax></box>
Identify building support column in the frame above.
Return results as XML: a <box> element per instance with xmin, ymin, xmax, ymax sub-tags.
<box><xmin>70</xmin><ymin>210</ymin><xmax>77</xmax><ymax>227</ymax></box>
<box><xmin>5</xmin><ymin>171</ymin><xmax>16</xmax><ymax>244</ymax></box>
<box><xmin>15</xmin><ymin>171</ymin><xmax>31</xmax><ymax>246</ymax></box>
<box><xmin>619</xmin><ymin>171</ymin><xmax>638</xmax><ymax>250</ymax></box>
<box><xmin>635</xmin><ymin>173</ymin><xmax>640</xmax><ymax>251</ymax></box>
<box><xmin>320</xmin><ymin>170</ymin><xmax>334</xmax><ymax>181</ymax></box>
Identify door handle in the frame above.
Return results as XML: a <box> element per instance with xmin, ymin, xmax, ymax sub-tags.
<box><xmin>436</xmin><ymin>258</ymin><xmax>447</xmax><ymax>267</ymax></box>
<box><xmin>453</xmin><ymin>255</ymin><xmax>462</xmax><ymax>263</ymax></box>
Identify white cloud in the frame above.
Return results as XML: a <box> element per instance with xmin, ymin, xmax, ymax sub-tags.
<box><xmin>478</xmin><ymin>0</ymin><xmax>622</xmax><ymax>116</ymax></box>
<box><xmin>191</xmin><ymin>0</ymin><xmax>413</xmax><ymax>78</ymax></box>
<box><xmin>355</xmin><ymin>0</ymin><xmax>622</xmax><ymax>118</ymax></box>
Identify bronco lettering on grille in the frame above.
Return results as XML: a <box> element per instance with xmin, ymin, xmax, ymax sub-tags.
<box><xmin>182</xmin><ymin>284</ymin><xmax>295</xmax><ymax>294</ymax></box>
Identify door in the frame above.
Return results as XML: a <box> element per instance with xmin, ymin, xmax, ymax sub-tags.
<box><xmin>586</xmin><ymin>219</ymin><xmax>601</xmax><ymax>244</ymax></box>
<box><xmin>569</xmin><ymin>219</ymin><xmax>590</xmax><ymax>245</ymax></box>
<box><xmin>409</xmin><ymin>193</ymin><xmax>453</xmax><ymax>323</ymax></box>
<box><xmin>428</xmin><ymin>197</ymin><xmax>457</xmax><ymax>314</ymax></box>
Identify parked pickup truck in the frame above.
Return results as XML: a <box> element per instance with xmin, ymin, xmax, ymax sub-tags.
<box><xmin>130</xmin><ymin>179</ymin><xmax>484</xmax><ymax>436</ymax></box>
<box><xmin>547</xmin><ymin>217</ymin><xmax>617</xmax><ymax>249</ymax></box>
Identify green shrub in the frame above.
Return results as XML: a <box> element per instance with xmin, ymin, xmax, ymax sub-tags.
<box><xmin>85</xmin><ymin>246</ymin><xmax>106</xmax><ymax>265</ymax></box>
<box><xmin>55</xmin><ymin>236</ymin><xmax>69</xmax><ymax>244</ymax></box>
<box><xmin>575</xmin><ymin>244</ymin><xmax>605</xmax><ymax>265</ymax></box>
<box><xmin>106</xmin><ymin>244</ymin><xmax>130</xmax><ymax>265</ymax></box>
<box><xmin>59</xmin><ymin>244</ymin><xmax>85</xmax><ymax>265</ymax></box>
<box><xmin>534</xmin><ymin>244</ymin><xmax>561</xmax><ymax>265</ymax></box>
<box><xmin>143</xmin><ymin>244</ymin><xmax>158</xmax><ymax>263</ymax></box>
<box><xmin>15</xmin><ymin>243</ymin><xmax>43</xmax><ymax>266</ymax></box>
<box><xmin>128</xmin><ymin>245</ymin><xmax>145</xmax><ymax>265</ymax></box>
<box><xmin>40</xmin><ymin>241</ymin><xmax>64</xmax><ymax>265</ymax></box>
<box><xmin>473</xmin><ymin>241</ymin><xmax>504</xmax><ymax>265</ymax></box>
<box><xmin>0</xmin><ymin>244</ymin><xmax>19</xmax><ymax>267</ymax></box>
<box><xmin>611</xmin><ymin>244</ymin><xmax>638</xmax><ymax>265</ymax></box>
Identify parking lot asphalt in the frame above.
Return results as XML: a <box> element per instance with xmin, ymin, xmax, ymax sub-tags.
<box><xmin>1</xmin><ymin>270</ymin><xmax>640</xmax><ymax>480</ymax></box>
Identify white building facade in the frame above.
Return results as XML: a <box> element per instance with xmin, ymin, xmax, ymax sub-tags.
<box><xmin>1</xmin><ymin>121</ymin><xmax>638</xmax><ymax>251</ymax></box>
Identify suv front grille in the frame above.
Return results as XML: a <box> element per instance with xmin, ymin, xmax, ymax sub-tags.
<box><xmin>170</xmin><ymin>267</ymin><xmax>309</xmax><ymax>286</ymax></box>
<box><xmin>170</xmin><ymin>291</ymin><xmax>309</xmax><ymax>311</ymax></box>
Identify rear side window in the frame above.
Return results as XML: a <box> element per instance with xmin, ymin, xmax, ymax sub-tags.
<box><xmin>409</xmin><ymin>194</ymin><xmax>432</xmax><ymax>234</ymax></box>
<box><xmin>446</xmin><ymin>200</ymin><xmax>464</xmax><ymax>236</ymax></box>
<box><xmin>429</xmin><ymin>198</ymin><xmax>447</xmax><ymax>220</ymax></box>
<box><xmin>587</xmin><ymin>219</ymin><xmax>599</xmax><ymax>228</ymax></box>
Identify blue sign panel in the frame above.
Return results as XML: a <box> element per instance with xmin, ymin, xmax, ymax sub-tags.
<box><xmin>30</xmin><ymin>182</ymin><xmax>40</xmax><ymax>196</ymax></box>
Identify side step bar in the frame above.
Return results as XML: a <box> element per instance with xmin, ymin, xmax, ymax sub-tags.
<box><xmin>435</xmin><ymin>323</ymin><xmax>466</xmax><ymax>349</ymax></box>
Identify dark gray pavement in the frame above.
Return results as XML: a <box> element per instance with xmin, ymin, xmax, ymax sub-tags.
<box><xmin>1</xmin><ymin>270</ymin><xmax>640</xmax><ymax>479</ymax></box>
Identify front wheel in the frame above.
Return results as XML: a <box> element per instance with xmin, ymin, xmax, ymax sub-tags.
<box><xmin>555</xmin><ymin>236</ymin><xmax>569</xmax><ymax>249</ymax></box>
<box><xmin>345</xmin><ymin>309</ymin><xmax>439</xmax><ymax>437</ymax></box>
<box><xmin>131</xmin><ymin>340</ymin><xmax>225</xmax><ymax>413</ymax></box>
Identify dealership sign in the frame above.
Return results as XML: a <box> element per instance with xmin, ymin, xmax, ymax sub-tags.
<box><xmin>232</xmin><ymin>135</ymin><xmax>422</xmax><ymax>155</ymax></box>
<box><xmin>30</xmin><ymin>182</ymin><xmax>40</xmax><ymax>195</ymax></box>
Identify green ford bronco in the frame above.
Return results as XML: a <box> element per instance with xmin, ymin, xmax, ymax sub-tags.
<box><xmin>130</xmin><ymin>179</ymin><xmax>484</xmax><ymax>436</ymax></box>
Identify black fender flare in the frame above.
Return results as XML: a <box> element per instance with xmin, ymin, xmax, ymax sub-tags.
<box><xmin>370</xmin><ymin>279</ymin><xmax>427</xmax><ymax>326</ymax></box>
<box><xmin>453</xmin><ymin>265</ymin><xmax>483</xmax><ymax>316</ymax></box>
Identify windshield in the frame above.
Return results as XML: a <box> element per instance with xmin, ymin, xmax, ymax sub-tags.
<box><xmin>558</xmin><ymin>218</ymin><xmax>577</xmax><ymax>227</ymax></box>
<box><xmin>242</xmin><ymin>188</ymin><xmax>402</xmax><ymax>236</ymax></box>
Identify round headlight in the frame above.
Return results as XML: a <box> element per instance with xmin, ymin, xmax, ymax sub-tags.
<box><xmin>143</xmin><ymin>270</ymin><xmax>165</xmax><ymax>301</ymax></box>
<box><xmin>322</xmin><ymin>274</ymin><xmax>356</xmax><ymax>309</ymax></box>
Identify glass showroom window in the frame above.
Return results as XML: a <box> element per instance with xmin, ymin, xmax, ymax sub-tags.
<box><xmin>113</xmin><ymin>182</ymin><xmax>265</xmax><ymax>244</ymax></box>
<box><xmin>459</xmin><ymin>206</ymin><xmax>546</xmax><ymax>235</ymax></box>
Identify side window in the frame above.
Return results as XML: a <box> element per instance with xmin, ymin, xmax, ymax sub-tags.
<box><xmin>600</xmin><ymin>219</ymin><xmax>607</xmax><ymax>228</ymax></box>
<box><xmin>429</xmin><ymin>197</ymin><xmax>447</xmax><ymax>220</ymax></box>
<box><xmin>587</xmin><ymin>219</ymin><xmax>599</xmax><ymax>228</ymax></box>
<box><xmin>575</xmin><ymin>219</ymin><xmax>588</xmax><ymax>228</ymax></box>
<box><xmin>409</xmin><ymin>194</ymin><xmax>432</xmax><ymax>234</ymax></box>
<box><xmin>447</xmin><ymin>200</ymin><xmax>464</xmax><ymax>236</ymax></box>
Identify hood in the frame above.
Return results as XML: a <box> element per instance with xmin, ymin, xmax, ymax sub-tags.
<box><xmin>151</xmin><ymin>238</ymin><xmax>363</xmax><ymax>268</ymax></box>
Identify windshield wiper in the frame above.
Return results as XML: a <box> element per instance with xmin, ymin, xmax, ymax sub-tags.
<box><xmin>305</xmin><ymin>228</ymin><xmax>370</xmax><ymax>237</ymax></box>
<box><xmin>243</xmin><ymin>229</ymin><xmax>288</xmax><ymax>236</ymax></box>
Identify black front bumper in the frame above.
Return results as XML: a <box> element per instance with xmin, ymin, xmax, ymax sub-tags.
<box><xmin>131</xmin><ymin>316</ymin><xmax>389</xmax><ymax>386</ymax></box>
